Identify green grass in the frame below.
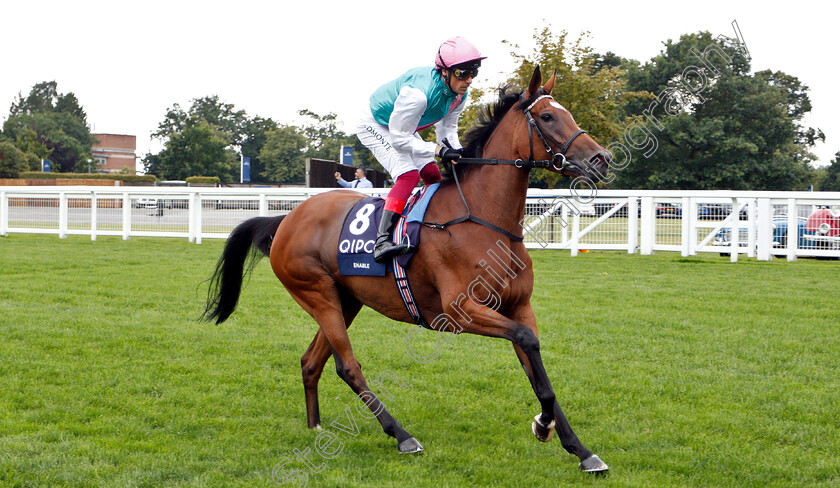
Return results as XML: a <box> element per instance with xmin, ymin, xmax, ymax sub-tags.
<box><xmin>0</xmin><ymin>234</ymin><xmax>838</xmax><ymax>487</ymax></box>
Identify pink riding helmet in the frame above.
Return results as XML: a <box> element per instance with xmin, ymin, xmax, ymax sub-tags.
<box><xmin>434</xmin><ymin>36</ymin><xmax>487</xmax><ymax>69</ymax></box>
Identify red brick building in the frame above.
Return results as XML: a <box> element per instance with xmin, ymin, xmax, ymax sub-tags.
<box><xmin>92</xmin><ymin>133</ymin><xmax>137</xmax><ymax>173</ymax></box>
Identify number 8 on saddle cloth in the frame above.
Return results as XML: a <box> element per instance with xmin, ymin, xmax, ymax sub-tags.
<box><xmin>336</xmin><ymin>184</ymin><xmax>439</xmax><ymax>277</ymax></box>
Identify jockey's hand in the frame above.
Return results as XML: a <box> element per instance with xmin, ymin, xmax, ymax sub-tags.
<box><xmin>438</xmin><ymin>146</ymin><xmax>462</xmax><ymax>163</ymax></box>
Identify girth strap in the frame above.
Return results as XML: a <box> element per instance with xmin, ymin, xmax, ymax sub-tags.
<box><xmin>392</xmin><ymin>211</ymin><xmax>427</xmax><ymax>327</ymax></box>
<box><xmin>422</xmin><ymin>214</ymin><xmax>523</xmax><ymax>242</ymax></box>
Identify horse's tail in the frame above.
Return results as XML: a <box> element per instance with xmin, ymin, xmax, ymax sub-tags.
<box><xmin>201</xmin><ymin>215</ymin><xmax>285</xmax><ymax>324</ymax></box>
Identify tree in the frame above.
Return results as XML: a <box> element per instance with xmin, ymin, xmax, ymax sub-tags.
<box><xmin>296</xmin><ymin>109</ymin><xmax>377</xmax><ymax>174</ymax></box>
<box><xmin>10</xmin><ymin>81</ymin><xmax>64</xmax><ymax>117</ymax></box>
<box><xmin>152</xmin><ymin>95</ymin><xmax>248</xmax><ymax>146</ymax></box>
<box><xmin>612</xmin><ymin>32</ymin><xmax>821</xmax><ymax>190</ymax></box>
<box><xmin>14</xmin><ymin>128</ymin><xmax>51</xmax><ymax>160</ymax></box>
<box><xmin>0</xmin><ymin>141</ymin><xmax>29</xmax><ymax>178</ymax></box>
<box><xmin>3</xmin><ymin>81</ymin><xmax>95</xmax><ymax>173</ymax></box>
<box><xmin>259</xmin><ymin>125</ymin><xmax>308</xmax><ymax>184</ymax></box>
<box><xmin>297</xmin><ymin>109</ymin><xmax>357</xmax><ymax>161</ymax></box>
<box><xmin>501</xmin><ymin>27</ymin><xmax>649</xmax><ymax>188</ymax></box>
<box><xmin>240</xmin><ymin>116</ymin><xmax>278</xmax><ymax>182</ymax></box>
<box><xmin>149</xmin><ymin>95</ymin><xmax>279</xmax><ymax>181</ymax></box>
<box><xmin>820</xmin><ymin>152</ymin><xmax>840</xmax><ymax>191</ymax></box>
<box><xmin>145</xmin><ymin>121</ymin><xmax>236</xmax><ymax>180</ymax></box>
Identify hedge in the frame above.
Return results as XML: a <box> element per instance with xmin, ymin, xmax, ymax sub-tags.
<box><xmin>19</xmin><ymin>172</ymin><xmax>157</xmax><ymax>183</ymax></box>
<box><xmin>185</xmin><ymin>176</ymin><xmax>220</xmax><ymax>185</ymax></box>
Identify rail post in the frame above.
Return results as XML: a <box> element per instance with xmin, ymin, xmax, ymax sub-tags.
<box><xmin>122</xmin><ymin>193</ymin><xmax>131</xmax><ymax>240</ymax></box>
<box><xmin>627</xmin><ymin>197</ymin><xmax>638</xmax><ymax>254</ymax></box>
<box><xmin>756</xmin><ymin>198</ymin><xmax>772</xmax><ymax>261</ymax></box>
<box><xmin>59</xmin><ymin>192</ymin><xmax>68</xmax><ymax>239</ymax></box>
<box><xmin>639</xmin><ymin>196</ymin><xmax>655</xmax><ymax>255</ymax></box>
<box><xmin>0</xmin><ymin>191</ymin><xmax>7</xmax><ymax>236</ymax></box>
<box><xmin>91</xmin><ymin>190</ymin><xmax>97</xmax><ymax>241</ymax></box>
<box><xmin>681</xmin><ymin>197</ymin><xmax>691</xmax><ymax>257</ymax></box>
<box><xmin>786</xmin><ymin>198</ymin><xmax>798</xmax><ymax>262</ymax></box>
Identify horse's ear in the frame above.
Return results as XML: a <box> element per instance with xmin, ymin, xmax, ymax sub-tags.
<box><xmin>543</xmin><ymin>69</ymin><xmax>557</xmax><ymax>95</ymax></box>
<box><xmin>526</xmin><ymin>65</ymin><xmax>542</xmax><ymax>98</ymax></box>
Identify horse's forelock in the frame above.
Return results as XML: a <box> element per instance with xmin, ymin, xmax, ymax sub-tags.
<box><xmin>516</xmin><ymin>87</ymin><xmax>549</xmax><ymax>114</ymax></box>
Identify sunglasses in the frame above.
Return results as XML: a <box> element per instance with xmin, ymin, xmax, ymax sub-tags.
<box><xmin>452</xmin><ymin>67</ymin><xmax>479</xmax><ymax>80</ymax></box>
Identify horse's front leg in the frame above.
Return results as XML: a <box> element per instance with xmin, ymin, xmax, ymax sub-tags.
<box><xmin>508</xmin><ymin>305</ymin><xmax>608</xmax><ymax>472</ymax></box>
<box><xmin>451</xmin><ymin>300</ymin><xmax>607</xmax><ymax>472</ymax></box>
<box><xmin>513</xmin><ymin>344</ymin><xmax>607</xmax><ymax>473</ymax></box>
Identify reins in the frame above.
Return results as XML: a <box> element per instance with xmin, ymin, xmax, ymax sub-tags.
<box><xmin>423</xmin><ymin>93</ymin><xmax>586</xmax><ymax>242</ymax></box>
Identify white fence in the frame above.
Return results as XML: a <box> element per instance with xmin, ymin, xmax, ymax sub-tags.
<box><xmin>2</xmin><ymin>186</ymin><xmax>839</xmax><ymax>261</ymax></box>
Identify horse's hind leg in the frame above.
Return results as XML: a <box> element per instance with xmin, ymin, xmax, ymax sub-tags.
<box><xmin>288</xmin><ymin>281</ymin><xmax>422</xmax><ymax>453</ymax></box>
<box><xmin>301</xmin><ymin>330</ymin><xmax>330</xmax><ymax>430</ymax></box>
<box><xmin>301</xmin><ymin>294</ymin><xmax>362</xmax><ymax>430</ymax></box>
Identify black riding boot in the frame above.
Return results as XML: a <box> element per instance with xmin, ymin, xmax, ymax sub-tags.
<box><xmin>373</xmin><ymin>210</ymin><xmax>410</xmax><ymax>263</ymax></box>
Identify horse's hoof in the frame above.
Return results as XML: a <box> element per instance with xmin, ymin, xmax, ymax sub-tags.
<box><xmin>398</xmin><ymin>437</ymin><xmax>424</xmax><ymax>454</ymax></box>
<box><xmin>531</xmin><ymin>414</ymin><xmax>555</xmax><ymax>442</ymax></box>
<box><xmin>311</xmin><ymin>424</ymin><xmax>322</xmax><ymax>431</ymax></box>
<box><xmin>531</xmin><ymin>419</ymin><xmax>554</xmax><ymax>442</ymax></box>
<box><xmin>579</xmin><ymin>454</ymin><xmax>609</xmax><ymax>473</ymax></box>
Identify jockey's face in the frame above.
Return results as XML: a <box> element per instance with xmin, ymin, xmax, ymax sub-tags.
<box><xmin>442</xmin><ymin>69</ymin><xmax>473</xmax><ymax>95</ymax></box>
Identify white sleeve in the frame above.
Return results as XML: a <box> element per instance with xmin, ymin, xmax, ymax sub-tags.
<box><xmin>435</xmin><ymin>97</ymin><xmax>466</xmax><ymax>150</ymax></box>
<box><xmin>388</xmin><ymin>87</ymin><xmax>437</xmax><ymax>160</ymax></box>
<box><xmin>336</xmin><ymin>178</ymin><xmax>352</xmax><ymax>188</ymax></box>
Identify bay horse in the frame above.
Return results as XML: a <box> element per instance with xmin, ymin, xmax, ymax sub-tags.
<box><xmin>203</xmin><ymin>66</ymin><xmax>611</xmax><ymax>472</ymax></box>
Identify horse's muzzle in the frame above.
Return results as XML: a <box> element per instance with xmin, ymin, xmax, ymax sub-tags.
<box><xmin>565</xmin><ymin>152</ymin><xmax>610</xmax><ymax>182</ymax></box>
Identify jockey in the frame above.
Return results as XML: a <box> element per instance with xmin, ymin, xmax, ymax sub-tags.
<box><xmin>356</xmin><ymin>36</ymin><xmax>485</xmax><ymax>263</ymax></box>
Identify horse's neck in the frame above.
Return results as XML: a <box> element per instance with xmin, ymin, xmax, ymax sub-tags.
<box><xmin>457</xmin><ymin>111</ymin><xmax>532</xmax><ymax>235</ymax></box>
<box><xmin>461</xmin><ymin>164</ymin><xmax>530</xmax><ymax>233</ymax></box>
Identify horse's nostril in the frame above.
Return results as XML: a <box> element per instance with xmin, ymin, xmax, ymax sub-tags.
<box><xmin>590</xmin><ymin>152</ymin><xmax>610</xmax><ymax>170</ymax></box>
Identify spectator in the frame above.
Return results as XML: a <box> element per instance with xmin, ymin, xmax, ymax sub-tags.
<box><xmin>335</xmin><ymin>167</ymin><xmax>373</xmax><ymax>188</ymax></box>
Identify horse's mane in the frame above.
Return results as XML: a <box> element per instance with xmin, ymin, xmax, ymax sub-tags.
<box><xmin>441</xmin><ymin>85</ymin><xmax>546</xmax><ymax>182</ymax></box>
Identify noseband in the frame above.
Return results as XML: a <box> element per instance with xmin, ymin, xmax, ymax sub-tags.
<box><xmin>523</xmin><ymin>94</ymin><xmax>586</xmax><ymax>172</ymax></box>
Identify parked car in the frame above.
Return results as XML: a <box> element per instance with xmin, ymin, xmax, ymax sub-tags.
<box><xmin>593</xmin><ymin>202</ymin><xmax>641</xmax><ymax>218</ymax></box>
<box><xmin>158</xmin><ymin>198</ymin><xmax>188</xmax><ymax>209</ymax></box>
<box><xmin>134</xmin><ymin>197</ymin><xmax>159</xmax><ymax>209</ymax></box>
<box><xmin>697</xmin><ymin>203</ymin><xmax>749</xmax><ymax>220</ymax></box>
<box><xmin>656</xmin><ymin>203</ymin><xmax>682</xmax><ymax>218</ymax></box>
<box><xmin>710</xmin><ymin>208</ymin><xmax>840</xmax><ymax>255</ymax></box>
<box><xmin>696</xmin><ymin>205</ymin><xmax>713</xmax><ymax>219</ymax></box>
<box><xmin>214</xmin><ymin>199</ymin><xmax>259</xmax><ymax>210</ymax></box>
<box><xmin>803</xmin><ymin>207</ymin><xmax>840</xmax><ymax>249</ymax></box>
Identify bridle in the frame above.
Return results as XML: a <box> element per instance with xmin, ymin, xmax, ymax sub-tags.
<box><xmin>454</xmin><ymin>93</ymin><xmax>587</xmax><ymax>174</ymax></box>
<box><xmin>425</xmin><ymin>93</ymin><xmax>589</xmax><ymax>242</ymax></box>
<box><xmin>523</xmin><ymin>94</ymin><xmax>587</xmax><ymax>172</ymax></box>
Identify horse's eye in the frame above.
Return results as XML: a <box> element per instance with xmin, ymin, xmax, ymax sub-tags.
<box><xmin>540</xmin><ymin>113</ymin><xmax>552</xmax><ymax>122</ymax></box>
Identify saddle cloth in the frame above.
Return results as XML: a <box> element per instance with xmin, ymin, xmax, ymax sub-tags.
<box><xmin>336</xmin><ymin>183</ymin><xmax>440</xmax><ymax>277</ymax></box>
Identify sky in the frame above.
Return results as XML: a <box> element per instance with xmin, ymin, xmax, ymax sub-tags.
<box><xmin>1</xmin><ymin>0</ymin><xmax>837</xmax><ymax>171</ymax></box>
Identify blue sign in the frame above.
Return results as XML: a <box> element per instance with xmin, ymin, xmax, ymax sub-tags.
<box><xmin>340</xmin><ymin>146</ymin><xmax>354</xmax><ymax>166</ymax></box>
<box><xmin>241</xmin><ymin>156</ymin><xmax>251</xmax><ymax>183</ymax></box>
<box><xmin>42</xmin><ymin>159</ymin><xmax>51</xmax><ymax>172</ymax></box>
